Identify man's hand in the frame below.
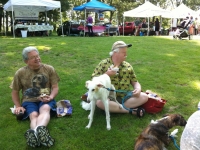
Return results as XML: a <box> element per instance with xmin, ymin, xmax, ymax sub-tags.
<box><xmin>38</xmin><ymin>95</ymin><xmax>53</xmax><ymax>103</ymax></box>
<box><xmin>15</xmin><ymin>106</ymin><xmax>26</xmax><ymax>114</ymax></box>
<box><xmin>106</xmin><ymin>67</ymin><xmax>118</xmax><ymax>76</ymax></box>
<box><xmin>132</xmin><ymin>88</ymin><xmax>141</xmax><ymax>97</ymax></box>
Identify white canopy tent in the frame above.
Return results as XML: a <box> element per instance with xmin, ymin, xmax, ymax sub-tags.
<box><xmin>161</xmin><ymin>4</ymin><xmax>196</xmax><ymax>34</ymax></box>
<box><xmin>3</xmin><ymin>0</ymin><xmax>62</xmax><ymax>38</ymax></box>
<box><xmin>196</xmin><ymin>9</ymin><xmax>200</xmax><ymax>18</ymax></box>
<box><xmin>162</xmin><ymin>3</ymin><xmax>196</xmax><ymax>18</ymax></box>
<box><xmin>123</xmin><ymin>1</ymin><xmax>170</xmax><ymax>35</ymax></box>
<box><xmin>124</xmin><ymin>1</ymin><xmax>169</xmax><ymax>18</ymax></box>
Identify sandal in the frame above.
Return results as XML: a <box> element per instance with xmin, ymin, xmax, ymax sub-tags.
<box><xmin>129</xmin><ymin>107</ymin><xmax>145</xmax><ymax>118</ymax></box>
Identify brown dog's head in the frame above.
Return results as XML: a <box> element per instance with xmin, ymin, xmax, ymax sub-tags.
<box><xmin>162</xmin><ymin>114</ymin><xmax>187</xmax><ymax>128</ymax></box>
<box><xmin>32</xmin><ymin>74</ymin><xmax>48</xmax><ymax>88</ymax></box>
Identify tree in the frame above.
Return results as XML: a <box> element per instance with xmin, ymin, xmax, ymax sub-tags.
<box><xmin>0</xmin><ymin>0</ymin><xmax>8</xmax><ymax>32</ymax></box>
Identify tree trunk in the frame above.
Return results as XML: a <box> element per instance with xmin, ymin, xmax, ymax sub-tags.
<box><xmin>0</xmin><ymin>10</ymin><xmax>2</xmax><ymax>32</ymax></box>
<box><xmin>6</xmin><ymin>12</ymin><xmax>8</xmax><ymax>32</ymax></box>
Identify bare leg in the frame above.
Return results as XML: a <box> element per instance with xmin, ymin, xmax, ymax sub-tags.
<box><xmin>37</xmin><ymin>104</ymin><xmax>51</xmax><ymax>126</ymax></box>
<box><xmin>96</xmin><ymin>92</ymin><xmax>148</xmax><ymax>114</ymax></box>
<box><xmin>29</xmin><ymin>112</ymin><xmax>39</xmax><ymax>129</ymax></box>
<box><xmin>29</xmin><ymin>104</ymin><xmax>51</xmax><ymax>129</ymax></box>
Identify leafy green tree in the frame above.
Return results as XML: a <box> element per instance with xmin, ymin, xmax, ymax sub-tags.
<box><xmin>0</xmin><ymin>0</ymin><xmax>9</xmax><ymax>32</ymax></box>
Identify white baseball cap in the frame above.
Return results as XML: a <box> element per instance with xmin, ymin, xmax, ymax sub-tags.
<box><xmin>111</xmin><ymin>41</ymin><xmax>132</xmax><ymax>51</ymax></box>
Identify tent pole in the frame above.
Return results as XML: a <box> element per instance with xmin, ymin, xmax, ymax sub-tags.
<box><xmin>171</xmin><ymin>18</ymin><xmax>172</xmax><ymax>33</ymax></box>
<box><xmin>59</xmin><ymin>7</ymin><xmax>63</xmax><ymax>36</ymax></box>
<box><xmin>123</xmin><ymin>16</ymin><xmax>124</xmax><ymax>36</ymax></box>
<box><xmin>160</xmin><ymin>16</ymin><xmax>162</xmax><ymax>35</ymax></box>
<box><xmin>45</xmin><ymin>11</ymin><xmax>47</xmax><ymax>23</ymax></box>
<box><xmin>4</xmin><ymin>10</ymin><xmax>6</xmax><ymax>36</ymax></box>
<box><xmin>84</xmin><ymin>9</ymin><xmax>86</xmax><ymax>37</ymax></box>
<box><xmin>12</xmin><ymin>5</ymin><xmax>15</xmax><ymax>38</ymax></box>
<box><xmin>147</xmin><ymin>17</ymin><xmax>149</xmax><ymax>36</ymax></box>
<box><xmin>116</xmin><ymin>10</ymin><xmax>118</xmax><ymax>36</ymax></box>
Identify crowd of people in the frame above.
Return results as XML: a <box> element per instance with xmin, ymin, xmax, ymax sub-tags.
<box><xmin>173</xmin><ymin>16</ymin><xmax>200</xmax><ymax>39</ymax></box>
<box><xmin>126</xmin><ymin>16</ymin><xmax>198</xmax><ymax>37</ymax></box>
<box><xmin>134</xmin><ymin>17</ymin><xmax>161</xmax><ymax>36</ymax></box>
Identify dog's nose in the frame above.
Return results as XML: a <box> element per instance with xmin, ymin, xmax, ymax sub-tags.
<box><xmin>181</xmin><ymin>121</ymin><xmax>187</xmax><ymax>126</ymax></box>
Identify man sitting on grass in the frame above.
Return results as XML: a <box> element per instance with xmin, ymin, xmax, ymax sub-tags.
<box><xmin>11</xmin><ymin>46</ymin><xmax>60</xmax><ymax>147</ymax></box>
<box><xmin>91</xmin><ymin>41</ymin><xmax>148</xmax><ymax>117</ymax></box>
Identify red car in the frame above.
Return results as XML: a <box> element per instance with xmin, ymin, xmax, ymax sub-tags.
<box><xmin>118</xmin><ymin>22</ymin><xmax>136</xmax><ymax>35</ymax></box>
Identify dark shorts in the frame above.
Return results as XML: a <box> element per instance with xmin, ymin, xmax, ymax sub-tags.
<box><xmin>21</xmin><ymin>100</ymin><xmax>56</xmax><ymax>120</ymax></box>
<box><xmin>115</xmin><ymin>94</ymin><xmax>132</xmax><ymax>104</ymax></box>
<box><xmin>155</xmin><ymin>27</ymin><xmax>160</xmax><ymax>31</ymax></box>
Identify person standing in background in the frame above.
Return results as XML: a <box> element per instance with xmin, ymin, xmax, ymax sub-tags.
<box><xmin>189</xmin><ymin>16</ymin><xmax>194</xmax><ymax>35</ymax></box>
<box><xmin>155</xmin><ymin>18</ymin><xmax>160</xmax><ymax>36</ymax></box>
<box><xmin>86</xmin><ymin>14</ymin><xmax>93</xmax><ymax>37</ymax></box>
<box><xmin>134</xmin><ymin>18</ymin><xmax>141</xmax><ymax>36</ymax></box>
<box><xmin>193</xmin><ymin>17</ymin><xmax>199</xmax><ymax>35</ymax></box>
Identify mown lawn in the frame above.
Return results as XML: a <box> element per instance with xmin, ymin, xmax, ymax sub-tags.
<box><xmin>0</xmin><ymin>34</ymin><xmax>200</xmax><ymax>150</ymax></box>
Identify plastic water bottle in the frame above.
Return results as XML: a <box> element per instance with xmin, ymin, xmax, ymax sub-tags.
<box><xmin>198</xmin><ymin>102</ymin><xmax>200</xmax><ymax>110</ymax></box>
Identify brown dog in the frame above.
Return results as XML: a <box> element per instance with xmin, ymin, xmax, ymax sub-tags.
<box><xmin>134</xmin><ymin>114</ymin><xmax>187</xmax><ymax>150</ymax></box>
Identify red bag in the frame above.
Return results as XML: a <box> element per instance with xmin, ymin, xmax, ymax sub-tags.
<box><xmin>141</xmin><ymin>92</ymin><xmax>167</xmax><ymax>114</ymax></box>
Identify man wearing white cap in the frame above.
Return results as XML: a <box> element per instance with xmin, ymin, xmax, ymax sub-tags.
<box><xmin>91</xmin><ymin>41</ymin><xmax>148</xmax><ymax>117</ymax></box>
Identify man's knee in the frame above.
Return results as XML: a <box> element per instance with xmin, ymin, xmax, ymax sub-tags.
<box><xmin>40</xmin><ymin>104</ymin><xmax>51</xmax><ymax>112</ymax></box>
<box><xmin>29</xmin><ymin>111</ymin><xmax>39</xmax><ymax>119</ymax></box>
<box><xmin>96</xmin><ymin>100</ymin><xmax>104</xmax><ymax>109</ymax></box>
<box><xmin>141</xmin><ymin>92</ymin><xmax>148</xmax><ymax>103</ymax></box>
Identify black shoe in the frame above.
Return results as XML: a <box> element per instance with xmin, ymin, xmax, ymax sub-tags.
<box><xmin>36</xmin><ymin>126</ymin><xmax>54</xmax><ymax>147</ymax></box>
<box><xmin>24</xmin><ymin>129</ymin><xmax>39</xmax><ymax>147</ymax></box>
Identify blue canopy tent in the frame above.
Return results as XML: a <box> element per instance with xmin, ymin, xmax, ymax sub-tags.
<box><xmin>73</xmin><ymin>0</ymin><xmax>115</xmax><ymax>12</ymax></box>
<box><xmin>73</xmin><ymin>0</ymin><xmax>116</xmax><ymax>36</ymax></box>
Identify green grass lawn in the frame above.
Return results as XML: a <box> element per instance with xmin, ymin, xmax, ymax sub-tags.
<box><xmin>0</xmin><ymin>34</ymin><xmax>200</xmax><ymax>150</ymax></box>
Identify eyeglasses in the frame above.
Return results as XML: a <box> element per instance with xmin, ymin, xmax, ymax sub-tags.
<box><xmin>28</xmin><ymin>55</ymin><xmax>40</xmax><ymax>60</ymax></box>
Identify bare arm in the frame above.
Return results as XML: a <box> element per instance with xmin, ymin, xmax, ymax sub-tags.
<box><xmin>131</xmin><ymin>81</ymin><xmax>141</xmax><ymax>97</ymax></box>
<box><xmin>12</xmin><ymin>90</ymin><xmax>25</xmax><ymax>114</ymax></box>
<box><xmin>49</xmin><ymin>83</ymin><xmax>59</xmax><ymax>100</ymax></box>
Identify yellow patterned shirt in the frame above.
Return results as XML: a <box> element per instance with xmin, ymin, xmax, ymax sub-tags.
<box><xmin>91</xmin><ymin>57</ymin><xmax>137</xmax><ymax>97</ymax></box>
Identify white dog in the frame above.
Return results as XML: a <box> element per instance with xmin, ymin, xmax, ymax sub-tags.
<box><xmin>81</xmin><ymin>74</ymin><xmax>121</xmax><ymax>130</ymax></box>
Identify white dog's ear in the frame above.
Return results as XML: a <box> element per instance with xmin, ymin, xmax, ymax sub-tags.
<box><xmin>97</xmin><ymin>83</ymin><xmax>103</xmax><ymax>88</ymax></box>
<box><xmin>85</xmin><ymin>81</ymin><xmax>91</xmax><ymax>88</ymax></box>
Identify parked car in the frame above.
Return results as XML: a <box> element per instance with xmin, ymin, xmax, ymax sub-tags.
<box><xmin>57</xmin><ymin>21</ymin><xmax>80</xmax><ymax>36</ymax></box>
<box><xmin>103</xmin><ymin>23</ymin><xmax>119</xmax><ymax>36</ymax></box>
<box><xmin>118</xmin><ymin>22</ymin><xmax>136</xmax><ymax>35</ymax></box>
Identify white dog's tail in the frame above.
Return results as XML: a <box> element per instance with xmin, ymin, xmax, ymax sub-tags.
<box><xmin>81</xmin><ymin>101</ymin><xmax>91</xmax><ymax>110</ymax></box>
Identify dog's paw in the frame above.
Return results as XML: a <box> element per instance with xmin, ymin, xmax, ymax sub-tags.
<box><xmin>119</xmin><ymin>104</ymin><xmax>123</xmax><ymax>109</ymax></box>
<box><xmin>107</xmin><ymin>125</ymin><xmax>111</xmax><ymax>130</ymax></box>
<box><xmin>86</xmin><ymin>125</ymin><xmax>91</xmax><ymax>129</ymax></box>
<box><xmin>107</xmin><ymin>127</ymin><xmax>111</xmax><ymax>130</ymax></box>
<box><xmin>170</xmin><ymin>129</ymin><xmax>178</xmax><ymax>137</ymax></box>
